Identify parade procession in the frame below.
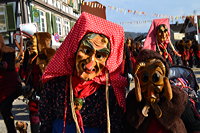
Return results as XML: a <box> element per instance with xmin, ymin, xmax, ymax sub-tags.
<box><xmin>0</xmin><ymin>0</ymin><xmax>200</xmax><ymax>133</ymax></box>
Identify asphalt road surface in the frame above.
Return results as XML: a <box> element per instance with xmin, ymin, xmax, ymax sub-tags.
<box><xmin>0</xmin><ymin>97</ymin><xmax>30</xmax><ymax>133</ymax></box>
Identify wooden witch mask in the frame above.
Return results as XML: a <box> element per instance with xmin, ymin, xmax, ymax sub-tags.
<box><xmin>134</xmin><ymin>50</ymin><xmax>173</xmax><ymax>118</ymax></box>
<box><xmin>75</xmin><ymin>33</ymin><xmax>110</xmax><ymax>81</ymax></box>
<box><xmin>156</xmin><ymin>24</ymin><xmax>169</xmax><ymax>44</ymax></box>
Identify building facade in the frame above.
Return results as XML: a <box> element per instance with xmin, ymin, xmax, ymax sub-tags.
<box><xmin>0</xmin><ymin>0</ymin><xmax>81</xmax><ymax>46</ymax></box>
<box><xmin>81</xmin><ymin>1</ymin><xmax>106</xmax><ymax>19</ymax></box>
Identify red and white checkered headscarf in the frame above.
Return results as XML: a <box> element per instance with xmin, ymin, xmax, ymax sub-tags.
<box><xmin>42</xmin><ymin>12</ymin><xmax>127</xmax><ymax>109</ymax></box>
<box><xmin>143</xmin><ymin>18</ymin><xmax>170</xmax><ymax>50</ymax></box>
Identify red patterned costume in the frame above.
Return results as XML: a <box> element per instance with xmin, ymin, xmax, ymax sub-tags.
<box><xmin>143</xmin><ymin>18</ymin><xmax>181</xmax><ymax>66</ymax></box>
<box><xmin>18</xmin><ymin>32</ymin><xmax>55</xmax><ymax>133</ymax></box>
<box><xmin>0</xmin><ymin>35</ymin><xmax>21</xmax><ymax>133</ymax></box>
<box><xmin>40</xmin><ymin>12</ymin><xmax>127</xmax><ymax>133</ymax></box>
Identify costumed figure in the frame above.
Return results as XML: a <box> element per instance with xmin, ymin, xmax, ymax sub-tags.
<box><xmin>125</xmin><ymin>38</ymin><xmax>133</xmax><ymax>52</ymax></box>
<box><xmin>122</xmin><ymin>38</ymin><xmax>134</xmax><ymax>90</ymax></box>
<box><xmin>192</xmin><ymin>40</ymin><xmax>200</xmax><ymax>68</ymax></box>
<box><xmin>19</xmin><ymin>32</ymin><xmax>55</xmax><ymax>133</ymax></box>
<box><xmin>125</xmin><ymin>49</ymin><xmax>188</xmax><ymax>133</ymax></box>
<box><xmin>39</xmin><ymin>12</ymin><xmax>127</xmax><ymax>133</ymax></box>
<box><xmin>143</xmin><ymin>18</ymin><xmax>181</xmax><ymax>66</ymax></box>
<box><xmin>187</xmin><ymin>40</ymin><xmax>194</xmax><ymax>68</ymax></box>
<box><xmin>0</xmin><ymin>35</ymin><xmax>21</xmax><ymax>133</ymax></box>
<box><xmin>182</xmin><ymin>40</ymin><xmax>194</xmax><ymax>67</ymax></box>
<box><xmin>127</xmin><ymin>38</ymin><xmax>137</xmax><ymax>65</ymax></box>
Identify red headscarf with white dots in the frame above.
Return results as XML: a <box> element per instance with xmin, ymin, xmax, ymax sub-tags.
<box><xmin>42</xmin><ymin>12</ymin><xmax>127</xmax><ymax>110</ymax></box>
<box><xmin>143</xmin><ymin>18</ymin><xmax>170</xmax><ymax>50</ymax></box>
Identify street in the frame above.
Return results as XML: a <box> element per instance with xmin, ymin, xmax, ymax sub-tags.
<box><xmin>193</xmin><ymin>68</ymin><xmax>200</xmax><ymax>86</ymax></box>
<box><xmin>0</xmin><ymin>68</ymin><xmax>199</xmax><ymax>133</ymax></box>
<box><xmin>0</xmin><ymin>97</ymin><xmax>30</xmax><ymax>133</ymax></box>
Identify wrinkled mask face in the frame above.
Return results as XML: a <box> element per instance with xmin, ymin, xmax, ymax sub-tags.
<box><xmin>76</xmin><ymin>33</ymin><xmax>110</xmax><ymax>81</ymax></box>
<box><xmin>156</xmin><ymin>24</ymin><xmax>169</xmax><ymax>43</ymax></box>
<box><xmin>137</xmin><ymin>59</ymin><xmax>166</xmax><ymax>104</ymax></box>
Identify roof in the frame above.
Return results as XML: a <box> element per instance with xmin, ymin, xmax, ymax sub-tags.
<box><xmin>170</xmin><ymin>23</ymin><xmax>184</xmax><ymax>33</ymax></box>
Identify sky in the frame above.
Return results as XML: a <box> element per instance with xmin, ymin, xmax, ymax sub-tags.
<box><xmin>85</xmin><ymin>0</ymin><xmax>200</xmax><ymax>33</ymax></box>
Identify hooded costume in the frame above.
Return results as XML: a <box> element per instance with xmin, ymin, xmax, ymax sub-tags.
<box><xmin>143</xmin><ymin>19</ymin><xmax>170</xmax><ymax>51</ymax></box>
<box><xmin>18</xmin><ymin>32</ymin><xmax>55</xmax><ymax>133</ymax></box>
<box><xmin>0</xmin><ymin>35</ymin><xmax>21</xmax><ymax>133</ymax></box>
<box><xmin>181</xmin><ymin>40</ymin><xmax>194</xmax><ymax>67</ymax></box>
<box><xmin>125</xmin><ymin>49</ymin><xmax>188</xmax><ymax>133</ymax></box>
<box><xmin>143</xmin><ymin>18</ymin><xmax>180</xmax><ymax>65</ymax></box>
<box><xmin>39</xmin><ymin>12</ymin><xmax>127</xmax><ymax>133</ymax></box>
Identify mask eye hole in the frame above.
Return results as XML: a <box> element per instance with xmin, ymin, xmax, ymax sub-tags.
<box><xmin>96</xmin><ymin>54</ymin><xmax>102</xmax><ymax>59</ymax></box>
<box><xmin>141</xmin><ymin>72</ymin><xmax>148</xmax><ymax>82</ymax></box>
<box><xmin>83</xmin><ymin>48</ymin><xmax>91</xmax><ymax>54</ymax></box>
<box><xmin>152</xmin><ymin>72</ymin><xmax>160</xmax><ymax>83</ymax></box>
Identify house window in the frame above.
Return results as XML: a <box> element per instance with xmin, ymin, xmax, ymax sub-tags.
<box><xmin>62</xmin><ymin>5</ymin><xmax>65</xmax><ymax>12</ymax></box>
<box><xmin>66</xmin><ymin>6</ymin><xmax>69</xmax><ymax>13</ymax></box>
<box><xmin>57</xmin><ymin>1</ymin><xmax>61</xmax><ymax>9</ymax></box>
<box><xmin>63</xmin><ymin>20</ymin><xmax>70</xmax><ymax>36</ymax></box>
<box><xmin>53</xmin><ymin>0</ymin><xmax>57</xmax><ymax>7</ymax></box>
<box><xmin>48</xmin><ymin>0</ymin><xmax>53</xmax><ymax>5</ymax></box>
<box><xmin>56</xmin><ymin>16</ymin><xmax>62</xmax><ymax>35</ymax></box>
<box><xmin>0</xmin><ymin>6</ymin><xmax>6</xmax><ymax>32</ymax></box>
<box><xmin>52</xmin><ymin>0</ymin><xmax>54</xmax><ymax>5</ymax></box>
<box><xmin>0</xmin><ymin>4</ymin><xmax>16</xmax><ymax>31</ymax></box>
<box><xmin>73</xmin><ymin>0</ymin><xmax>78</xmax><ymax>10</ymax></box>
<box><xmin>38</xmin><ymin>10</ymin><xmax>46</xmax><ymax>32</ymax></box>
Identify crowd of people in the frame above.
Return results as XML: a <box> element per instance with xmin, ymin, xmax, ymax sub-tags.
<box><xmin>125</xmin><ymin>37</ymin><xmax>200</xmax><ymax>69</ymax></box>
<box><xmin>125</xmin><ymin>24</ymin><xmax>200</xmax><ymax>69</ymax></box>
<box><xmin>175</xmin><ymin>39</ymin><xmax>200</xmax><ymax>68</ymax></box>
<box><xmin>0</xmin><ymin>12</ymin><xmax>200</xmax><ymax>133</ymax></box>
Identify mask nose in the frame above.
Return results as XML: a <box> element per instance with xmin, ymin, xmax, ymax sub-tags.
<box><xmin>85</xmin><ymin>55</ymin><xmax>96</xmax><ymax>70</ymax></box>
<box><xmin>147</xmin><ymin>85</ymin><xmax>157</xmax><ymax>103</ymax></box>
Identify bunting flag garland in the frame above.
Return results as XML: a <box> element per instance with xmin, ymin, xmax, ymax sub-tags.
<box><xmin>106</xmin><ymin>5</ymin><xmax>194</xmax><ymax>21</ymax></box>
<box><xmin>119</xmin><ymin>16</ymin><xmax>194</xmax><ymax>25</ymax></box>
<box><xmin>82</xmin><ymin>2</ymin><xmax>194</xmax><ymax>24</ymax></box>
<box><xmin>119</xmin><ymin>20</ymin><xmax>153</xmax><ymax>25</ymax></box>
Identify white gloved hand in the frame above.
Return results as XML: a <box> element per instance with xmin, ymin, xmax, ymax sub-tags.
<box><xmin>128</xmin><ymin>73</ymin><xmax>133</xmax><ymax>81</ymax></box>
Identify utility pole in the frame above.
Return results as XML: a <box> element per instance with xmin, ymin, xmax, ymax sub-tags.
<box><xmin>194</xmin><ymin>9</ymin><xmax>200</xmax><ymax>44</ymax></box>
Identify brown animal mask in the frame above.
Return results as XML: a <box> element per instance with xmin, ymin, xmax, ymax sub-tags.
<box><xmin>36</xmin><ymin>48</ymin><xmax>56</xmax><ymax>73</ymax></box>
<box><xmin>134</xmin><ymin>58</ymin><xmax>172</xmax><ymax>118</ymax></box>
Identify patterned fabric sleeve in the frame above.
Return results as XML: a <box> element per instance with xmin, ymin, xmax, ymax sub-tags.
<box><xmin>39</xmin><ymin>78</ymin><xmax>60</xmax><ymax>133</ymax></box>
<box><xmin>109</xmin><ymin>87</ymin><xmax>125</xmax><ymax>133</ymax></box>
<box><xmin>39</xmin><ymin>77</ymin><xmax>125</xmax><ymax>133</ymax></box>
